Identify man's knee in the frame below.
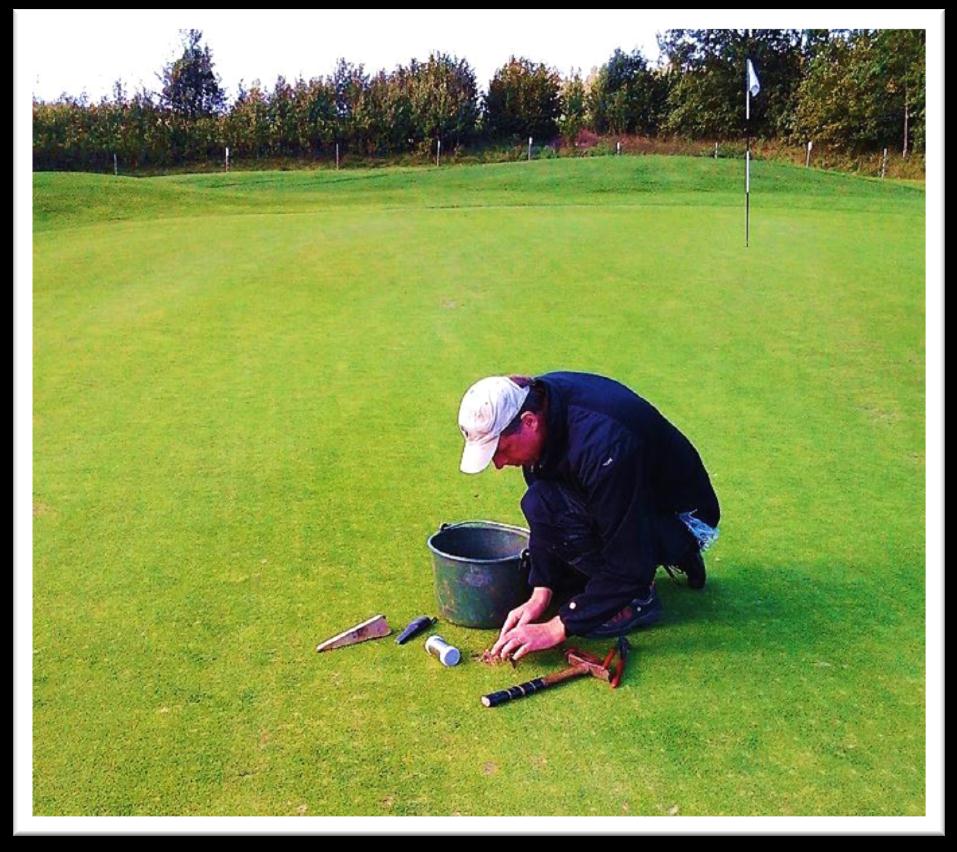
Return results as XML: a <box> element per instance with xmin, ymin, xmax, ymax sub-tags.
<box><xmin>521</xmin><ymin>480</ymin><xmax>601</xmax><ymax>569</ymax></box>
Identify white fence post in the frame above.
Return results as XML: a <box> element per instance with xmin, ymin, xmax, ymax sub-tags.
<box><xmin>437</xmin><ymin>138</ymin><xmax>441</xmax><ymax>167</ymax></box>
<box><xmin>714</xmin><ymin>142</ymin><xmax>718</xmax><ymax>159</ymax></box>
<box><xmin>806</xmin><ymin>140</ymin><xmax>812</xmax><ymax>168</ymax></box>
<box><xmin>113</xmin><ymin>153</ymin><xmax>118</xmax><ymax>176</ymax></box>
<box><xmin>336</xmin><ymin>143</ymin><xmax>340</xmax><ymax>170</ymax></box>
<box><xmin>225</xmin><ymin>146</ymin><xmax>230</xmax><ymax>172</ymax></box>
<box><xmin>528</xmin><ymin>137</ymin><xmax>532</xmax><ymax>161</ymax></box>
<box><xmin>881</xmin><ymin>147</ymin><xmax>888</xmax><ymax>180</ymax></box>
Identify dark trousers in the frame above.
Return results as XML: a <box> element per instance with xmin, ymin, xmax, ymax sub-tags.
<box><xmin>522</xmin><ymin>479</ymin><xmax>718</xmax><ymax>598</ymax></box>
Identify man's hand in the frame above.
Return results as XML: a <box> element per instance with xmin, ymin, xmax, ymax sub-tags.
<box><xmin>490</xmin><ymin>587</ymin><xmax>552</xmax><ymax>657</ymax></box>
<box><xmin>494</xmin><ymin>617</ymin><xmax>566</xmax><ymax>661</ymax></box>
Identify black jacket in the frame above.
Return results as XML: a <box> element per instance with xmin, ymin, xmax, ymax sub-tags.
<box><xmin>521</xmin><ymin>371</ymin><xmax>719</xmax><ymax>636</ymax></box>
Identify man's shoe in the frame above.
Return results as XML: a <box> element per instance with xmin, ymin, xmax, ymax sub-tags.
<box><xmin>585</xmin><ymin>587</ymin><xmax>661</xmax><ymax>638</ymax></box>
<box><xmin>672</xmin><ymin>548</ymin><xmax>707</xmax><ymax>590</ymax></box>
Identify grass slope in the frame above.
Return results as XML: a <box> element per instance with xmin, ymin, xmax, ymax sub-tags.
<box><xmin>32</xmin><ymin>157</ymin><xmax>924</xmax><ymax>816</ymax></box>
<box><xmin>34</xmin><ymin>155</ymin><xmax>924</xmax><ymax>232</ymax></box>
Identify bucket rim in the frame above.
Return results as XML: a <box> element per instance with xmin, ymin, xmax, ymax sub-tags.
<box><xmin>427</xmin><ymin>520</ymin><xmax>530</xmax><ymax>565</ymax></box>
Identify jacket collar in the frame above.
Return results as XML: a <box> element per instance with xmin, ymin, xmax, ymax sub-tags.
<box><xmin>528</xmin><ymin>375</ymin><xmax>566</xmax><ymax>476</ymax></box>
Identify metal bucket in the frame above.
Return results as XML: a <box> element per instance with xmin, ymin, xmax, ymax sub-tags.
<box><xmin>427</xmin><ymin>521</ymin><xmax>531</xmax><ymax>628</ymax></box>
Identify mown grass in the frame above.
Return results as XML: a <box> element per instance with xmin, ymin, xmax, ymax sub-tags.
<box><xmin>33</xmin><ymin>156</ymin><xmax>924</xmax><ymax>816</ymax></box>
<box><xmin>33</xmin><ymin>154</ymin><xmax>924</xmax><ymax>232</ymax></box>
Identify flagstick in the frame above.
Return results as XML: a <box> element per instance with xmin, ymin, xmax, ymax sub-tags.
<box><xmin>746</xmin><ymin>105</ymin><xmax>751</xmax><ymax>247</ymax></box>
<box><xmin>746</xmin><ymin>78</ymin><xmax>751</xmax><ymax>248</ymax></box>
<box><xmin>745</xmin><ymin>35</ymin><xmax>753</xmax><ymax>249</ymax></box>
<box><xmin>746</xmin><ymin>145</ymin><xmax>751</xmax><ymax>248</ymax></box>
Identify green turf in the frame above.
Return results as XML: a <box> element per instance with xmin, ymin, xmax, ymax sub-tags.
<box><xmin>33</xmin><ymin>156</ymin><xmax>925</xmax><ymax>816</ymax></box>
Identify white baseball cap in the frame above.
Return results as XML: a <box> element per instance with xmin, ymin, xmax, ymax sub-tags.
<box><xmin>458</xmin><ymin>376</ymin><xmax>530</xmax><ymax>474</ymax></box>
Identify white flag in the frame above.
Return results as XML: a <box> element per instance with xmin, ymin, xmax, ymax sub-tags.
<box><xmin>747</xmin><ymin>59</ymin><xmax>761</xmax><ymax>97</ymax></box>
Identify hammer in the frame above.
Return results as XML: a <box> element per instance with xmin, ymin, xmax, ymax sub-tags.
<box><xmin>481</xmin><ymin>638</ymin><xmax>629</xmax><ymax>708</ymax></box>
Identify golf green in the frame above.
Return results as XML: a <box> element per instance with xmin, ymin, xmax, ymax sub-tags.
<box><xmin>32</xmin><ymin>156</ymin><xmax>925</xmax><ymax>816</ymax></box>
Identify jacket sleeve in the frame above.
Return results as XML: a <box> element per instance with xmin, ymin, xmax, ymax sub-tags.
<box><xmin>526</xmin><ymin>534</ymin><xmax>565</xmax><ymax>590</ymax></box>
<box><xmin>557</xmin><ymin>434</ymin><xmax>659</xmax><ymax>636</ymax></box>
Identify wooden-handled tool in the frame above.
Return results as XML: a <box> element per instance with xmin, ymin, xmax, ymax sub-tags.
<box><xmin>481</xmin><ymin>639</ymin><xmax>629</xmax><ymax>708</ymax></box>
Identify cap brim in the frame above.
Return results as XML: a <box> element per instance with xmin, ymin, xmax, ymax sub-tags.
<box><xmin>460</xmin><ymin>436</ymin><xmax>499</xmax><ymax>474</ymax></box>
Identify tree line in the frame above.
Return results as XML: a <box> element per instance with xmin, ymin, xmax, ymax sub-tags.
<box><xmin>32</xmin><ymin>28</ymin><xmax>925</xmax><ymax>172</ymax></box>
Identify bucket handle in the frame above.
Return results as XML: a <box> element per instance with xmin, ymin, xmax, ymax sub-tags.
<box><xmin>438</xmin><ymin>521</ymin><xmax>530</xmax><ymax>534</ymax></box>
<box><xmin>436</xmin><ymin>525</ymin><xmax>531</xmax><ymax>570</ymax></box>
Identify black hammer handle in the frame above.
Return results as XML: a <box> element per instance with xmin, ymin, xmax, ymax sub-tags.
<box><xmin>482</xmin><ymin>677</ymin><xmax>548</xmax><ymax>707</ymax></box>
<box><xmin>481</xmin><ymin>666</ymin><xmax>588</xmax><ymax>708</ymax></box>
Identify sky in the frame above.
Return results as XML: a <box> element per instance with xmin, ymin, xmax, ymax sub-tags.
<box><xmin>20</xmin><ymin>9</ymin><xmax>668</xmax><ymax>103</ymax></box>
<box><xmin>14</xmin><ymin>9</ymin><xmax>941</xmax><ymax>104</ymax></box>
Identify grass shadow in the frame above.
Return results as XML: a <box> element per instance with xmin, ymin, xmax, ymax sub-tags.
<box><xmin>534</xmin><ymin>557</ymin><xmax>917</xmax><ymax>665</ymax></box>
